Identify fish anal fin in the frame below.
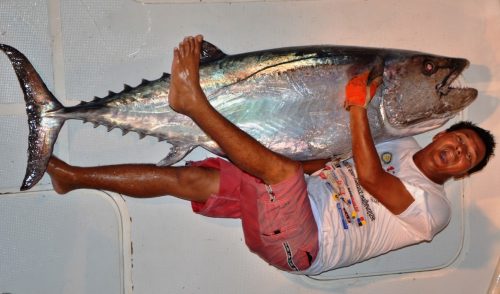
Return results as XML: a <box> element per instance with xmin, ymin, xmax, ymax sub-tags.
<box><xmin>156</xmin><ymin>144</ymin><xmax>197</xmax><ymax>166</ymax></box>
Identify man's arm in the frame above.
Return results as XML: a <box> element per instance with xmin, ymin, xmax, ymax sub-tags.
<box><xmin>346</xmin><ymin>74</ymin><xmax>414</xmax><ymax>215</ymax></box>
<box><xmin>300</xmin><ymin>159</ymin><xmax>330</xmax><ymax>175</ymax></box>
<box><xmin>168</xmin><ymin>36</ymin><xmax>299</xmax><ymax>185</ymax></box>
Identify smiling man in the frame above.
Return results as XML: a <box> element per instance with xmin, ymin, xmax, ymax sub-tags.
<box><xmin>45</xmin><ymin>35</ymin><xmax>495</xmax><ymax>275</ymax></box>
<box><xmin>414</xmin><ymin>123</ymin><xmax>489</xmax><ymax>184</ymax></box>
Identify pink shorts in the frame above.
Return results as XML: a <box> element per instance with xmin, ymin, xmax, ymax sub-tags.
<box><xmin>190</xmin><ymin>158</ymin><xmax>318</xmax><ymax>272</ymax></box>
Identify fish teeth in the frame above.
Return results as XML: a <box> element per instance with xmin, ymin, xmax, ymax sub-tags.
<box><xmin>450</xmin><ymin>74</ymin><xmax>467</xmax><ymax>89</ymax></box>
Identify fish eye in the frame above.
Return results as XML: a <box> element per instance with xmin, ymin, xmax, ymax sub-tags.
<box><xmin>422</xmin><ymin>60</ymin><xmax>437</xmax><ymax>75</ymax></box>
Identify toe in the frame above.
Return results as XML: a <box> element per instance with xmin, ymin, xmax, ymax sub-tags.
<box><xmin>194</xmin><ymin>36</ymin><xmax>202</xmax><ymax>55</ymax></box>
<box><xmin>188</xmin><ymin>36</ymin><xmax>195</xmax><ymax>54</ymax></box>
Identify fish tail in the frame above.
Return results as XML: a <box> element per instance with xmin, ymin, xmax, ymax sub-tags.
<box><xmin>0</xmin><ymin>44</ymin><xmax>65</xmax><ymax>191</ymax></box>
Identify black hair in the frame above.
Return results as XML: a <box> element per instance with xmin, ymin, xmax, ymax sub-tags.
<box><xmin>446</xmin><ymin>121</ymin><xmax>496</xmax><ymax>174</ymax></box>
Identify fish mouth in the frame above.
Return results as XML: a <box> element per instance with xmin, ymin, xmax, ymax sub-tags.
<box><xmin>436</xmin><ymin>58</ymin><xmax>473</xmax><ymax>96</ymax></box>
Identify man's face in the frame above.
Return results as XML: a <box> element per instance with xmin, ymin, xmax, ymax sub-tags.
<box><xmin>429</xmin><ymin>129</ymin><xmax>486</xmax><ymax>178</ymax></box>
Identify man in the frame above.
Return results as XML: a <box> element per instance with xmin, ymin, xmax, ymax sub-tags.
<box><xmin>47</xmin><ymin>35</ymin><xmax>495</xmax><ymax>275</ymax></box>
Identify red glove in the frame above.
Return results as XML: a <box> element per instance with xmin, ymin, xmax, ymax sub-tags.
<box><xmin>344</xmin><ymin>72</ymin><xmax>380</xmax><ymax>110</ymax></box>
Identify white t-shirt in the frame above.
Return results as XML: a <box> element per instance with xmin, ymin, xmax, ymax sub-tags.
<box><xmin>300</xmin><ymin>137</ymin><xmax>451</xmax><ymax>275</ymax></box>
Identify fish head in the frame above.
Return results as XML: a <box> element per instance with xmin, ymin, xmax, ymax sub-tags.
<box><xmin>380</xmin><ymin>52</ymin><xmax>477</xmax><ymax>131</ymax></box>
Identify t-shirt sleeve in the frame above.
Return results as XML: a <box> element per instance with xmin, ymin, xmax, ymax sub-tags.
<box><xmin>396</xmin><ymin>181</ymin><xmax>451</xmax><ymax>241</ymax></box>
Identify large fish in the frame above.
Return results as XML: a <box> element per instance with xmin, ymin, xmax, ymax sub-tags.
<box><xmin>0</xmin><ymin>41</ymin><xmax>476</xmax><ymax>191</ymax></box>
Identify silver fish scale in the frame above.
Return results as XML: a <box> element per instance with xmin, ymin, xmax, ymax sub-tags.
<box><xmin>206</xmin><ymin>61</ymin><xmax>353</xmax><ymax>159</ymax></box>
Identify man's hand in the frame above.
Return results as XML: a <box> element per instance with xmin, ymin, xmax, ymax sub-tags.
<box><xmin>344</xmin><ymin>72</ymin><xmax>381</xmax><ymax>110</ymax></box>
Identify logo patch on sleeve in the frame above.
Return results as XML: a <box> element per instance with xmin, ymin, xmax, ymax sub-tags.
<box><xmin>381</xmin><ymin>152</ymin><xmax>392</xmax><ymax>164</ymax></box>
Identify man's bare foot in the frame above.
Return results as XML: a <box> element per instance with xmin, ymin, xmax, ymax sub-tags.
<box><xmin>168</xmin><ymin>35</ymin><xmax>209</xmax><ymax>117</ymax></box>
<box><xmin>46</xmin><ymin>156</ymin><xmax>76</xmax><ymax>194</ymax></box>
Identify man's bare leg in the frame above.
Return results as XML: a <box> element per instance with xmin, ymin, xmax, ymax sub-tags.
<box><xmin>168</xmin><ymin>35</ymin><xmax>300</xmax><ymax>185</ymax></box>
<box><xmin>46</xmin><ymin>157</ymin><xmax>219</xmax><ymax>201</ymax></box>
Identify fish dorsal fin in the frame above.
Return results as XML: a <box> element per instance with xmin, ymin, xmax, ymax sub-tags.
<box><xmin>201</xmin><ymin>41</ymin><xmax>226</xmax><ymax>63</ymax></box>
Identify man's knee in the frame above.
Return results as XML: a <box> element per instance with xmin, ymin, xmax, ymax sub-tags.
<box><xmin>176</xmin><ymin>166</ymin><xmax>220</xmax><ymax>195</ymax></box>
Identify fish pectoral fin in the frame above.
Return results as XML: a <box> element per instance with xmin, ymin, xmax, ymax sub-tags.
<box><xmin>200</xmin><ymin>41</ymin><xmax>227</xmax><ymax>63</ymax></box>
<box><xmin>156</xmin><ymin>144</ymin><xmax>197</xmax><ymax>166</ymax></box>
<box><xmin>348</xmin><ymin>56</ymin><xmax>384</xmax><ymax>80</ymax></box>
<box><xmin>368</xmin><ymin>57</ymin><xmax>384</xmax><ymax>83</ymax></box>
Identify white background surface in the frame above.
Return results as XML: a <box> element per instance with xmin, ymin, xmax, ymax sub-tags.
<box><xmin>0</xmin><ymin>0</ymin><xmax>499</xmax><ymax>293</ymax></box>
